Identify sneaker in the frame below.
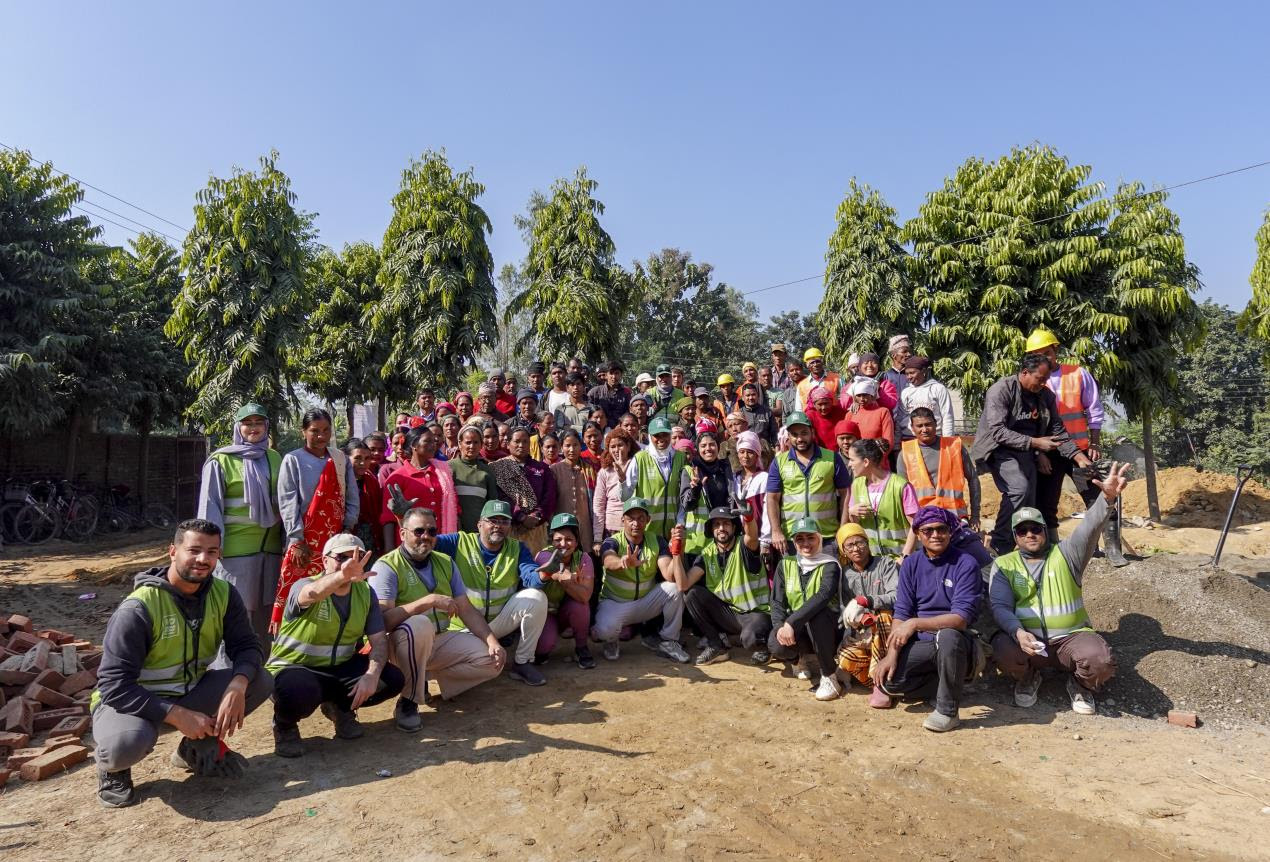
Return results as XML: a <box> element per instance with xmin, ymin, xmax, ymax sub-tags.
<box><xmin>795</xmin><ymin>658</ymin><xmax>812</xmax><ymax>680</ymax></box>
<box><xmin>868</xmin><ymin>686</ymin><xmax>895</xmax><ymax>709</ymax></box>
<box><xmin>657</xmin><ymin>639</ymin><xmax>691</xmax><ymax>663</ymax></box>
<box><xmin>694</xmin><ymin>645</ymin><xmax>728</xmax><ymax>665</ymax></box>
<box><xmin>394</xmin><ymin>697</ymin><xmax>423</xmax><ymax>733</ymax></box>
<box><xmin>575</xmin><ymin>645</ymin><xmax>597</xmax><ymax>669</ymax></box>
<box><xmin>97</xmin><ymin>766</ymin><xmax>138</xmax><ymax>808</ymax></box>
<box><xmin>602</xmin><ymin>641</ymin><xmax>621</xmax><ymax>661</ymax></box>
<box><xmin>273</xmin><ymin>724</ymin><xmax>305</xmax><ymax>758</ymax></box>
<box><xmin>814</xmin><ymin>674</ymin><xmax>844</xmax><ymax>701</ymax></box>
<box><xmin>533</xmin><ymin>652</ymin><xmax>550</xmax><ymax>666</ymax></box>
<box><xmin>169</xmin><ymin>737</ymin><xmax>217</xmax><ymax>775</ymax></box>
<box><xmin>641</xmin><ymin>634</ymin><xmax>662</xmax><ymax>651</ymax></box>
<box><xmin>1014</xmin><ymin>669</ymin><xmax>1043</xmax><ymax>708</ymax></box>
<box><xmin>750</xmin><ymin>649</ymin><xmax>771</xmax><ymax>664</ymax></box>
<box><xmin>923</xmin><ymin>711</ymin><xmax>961</xmax><ymax>732</ymax></box>
<box><xmin>509</xmin><ymin>660</ymin><xmax>547</xmax><ymax>686</ymax></box>
<box><xmin>320</xmin><ymin>702</ymin><xmax>364</xmax><ymax>739</ymax></box>
<box><xmin>1067</xmin><ymin>676</ymin><xmax>1096</xmax><ymax>715</ymax></box>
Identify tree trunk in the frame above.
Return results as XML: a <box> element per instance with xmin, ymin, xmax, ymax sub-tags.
<box><xmin>377</xmin><ymin>397</ymin><xmax>386</xmax><ymax>432</ymax></box>
<box><xmin>64</xmin><ymin>405</ymin><xmax>83</xmax><ymax>479</ymax></box>
<box><xmin>1142</xmin><ymin>411</ymin><xmax>1162</xmax><ymax>521</ymax></box>
<box><xmin>346</xmin><ymin>402</ymin><xmax>356</xmax><ymax>440</ymax></box>
<box><xmin>137</xmin><ymin>420</ymin><xmax>152</xmax><ymax>509</ymax></box>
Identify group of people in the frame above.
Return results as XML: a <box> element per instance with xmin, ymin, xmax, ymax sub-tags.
<box><xmin>88</xmin><ymin>330</ymin><xmax>1128</xmax><ymax>808</ymax></box>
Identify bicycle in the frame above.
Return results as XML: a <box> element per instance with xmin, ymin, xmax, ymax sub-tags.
<box><xmin>9</xmin><ymin>479</ymin><xmax>98</xmax><ymax>544</ymax></box>
<box><xmin>97</xmin><ymin>484</ymin><xmax>175</xmax><ymax>533</ymax></box>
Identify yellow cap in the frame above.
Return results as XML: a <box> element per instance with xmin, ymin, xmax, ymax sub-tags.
<box><xmin>1025</xmin><ymin>328</ymin><xmax>1060</xmax><ymax>353</ymax></box>
<box><xmin>741</xmin><ymin>361</ymin><xmax>758</xmax><ymax>371</ymax></box>
<box><xmin>836</xmin><ymin>522</ymin><xmax>867</xmax><ymax>546</ymax></box>
<box><xmin>803</xmin><ymin>347</ymin><xmax>823</xmax><ymax>361</ymax></box>
<box><xmin>716</xmin><ymin>373</ymin><xmax>735</xmax><ymax>386</ymax></box>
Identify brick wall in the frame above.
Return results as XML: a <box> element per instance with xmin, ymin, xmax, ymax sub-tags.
<box><xmin>0</xmin><ymin>431</ymin><xmax>208</xmax><ymax>519</ymax></box>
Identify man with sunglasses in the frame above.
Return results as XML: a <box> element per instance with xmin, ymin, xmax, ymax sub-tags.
<box><xmin>871</xmin><ymin>506</ymin><xmax>983</xmax><ymax>732</ymax></box>
<box><xmin>369</xmin><ymin>507</ymin><xmax>507</xmax><ymax>732</ymax></box>
<box><xmin>987</xmin><ymin>463</ymin><xmax>1127</xmax><ymax>716</ymax></box>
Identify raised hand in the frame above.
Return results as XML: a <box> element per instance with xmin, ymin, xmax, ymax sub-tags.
<box><xmin>1092</xmin><ymin>461</ymin><xmax>1129</xmax><ymax>502</ymax></box>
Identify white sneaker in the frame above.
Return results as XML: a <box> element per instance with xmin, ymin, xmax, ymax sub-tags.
<box><xmin>1067</xmin><ymin>677</ymin><xmax>1096</xmax><ymax>715</ymax></box>
<box><xmin>1014</xmin><ymin>669</ymin><xmax>1043</xmax><ymax>708</ymax></box>
<box><xmin>814</xmin><ymin>674</ymin><xmax>844</xmax><ymax>701</ymax></box>
<box><xmin>658</xmin><ymin>639</ymin><xmax>690</xmax><ymax>663</ymax></box>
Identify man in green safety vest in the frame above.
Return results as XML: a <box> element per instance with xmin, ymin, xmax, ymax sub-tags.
<box><xmin>267</xmin><ymin>533</ymin><xmax>405</xmax><ymax>757</ymax></box>
<box><xmin>649</xmin><ymin>364</ymin><xmax>686</xmax><ymax>423</ymax></box>
<box><xmin>434</xmin><ymin>500</ymin><xmax>552</xmax><ymax>687</ymax></box>
<box><xmin>625</xmin><ymin>416</ymin><xmax>691</xmax><ymax>542</ymax></box>
<box><xmin>988</xmin><ymin>463</ymin><xmax>1127</xmax><ymax>716</ymax></box>
<box><xmin>677</xmin><ymin>505</ymin><xmax>772</xmax><ymax>666</ymax></box>
<box><xmin>92</xmin><ymin>519</ymin><xmax>273</xmax><ymax>808</ymax></box>
<box><xmin>593</xmin><ymin>497</ymin><xmax>691</xmax><ymax>663</ymax></box>
<box><xmin>765</xmin><ymin>411</ymin><xmax>851</xmax><ymax>557</ymax></box>
<box><xmin>197</xmin><ymin>402</ymin><xmax>283</xmax><ymax>646</ymax></box>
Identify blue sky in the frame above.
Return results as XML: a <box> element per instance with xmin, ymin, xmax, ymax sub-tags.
<box><xmin>4</xmin><ymin>2</ymin><xmax>1268</xmax><ymax>320</ymax></box>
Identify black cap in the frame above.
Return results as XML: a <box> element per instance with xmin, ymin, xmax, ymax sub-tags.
<box><xmin>707</xmin><ymin>506</ymin><xmax>739</xmax><ymax>524</ymax></box>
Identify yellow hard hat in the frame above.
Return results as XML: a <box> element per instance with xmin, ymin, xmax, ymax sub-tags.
<box><xmin>803</xmin><ymin>347</ymin><xmax>824</xmax><ymax>361</ymax></box>
<box><xmin>716</xmin><ymin>373</ymin><xmax>735</xmax><ymax>386</ymax></box>
<box><xmin>1025</xmin><ymin>328</ymin><xmax>1060</xmax><ymax>353</ymax></box>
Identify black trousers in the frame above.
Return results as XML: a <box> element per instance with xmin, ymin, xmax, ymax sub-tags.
<box><xmin>767</xmin><ymin>606</ymin><xmax>838</xmax><ymax>672</ymax></box>
<box><xmin>683</xmin><ymin>583</ymin><xmax>772</xmax><ymax>650</ymax></box>
<box><xmin>880</xmin><ymin>628</ymin><xmax>970</xmax><ymax>717</ymax></box>
<box><xmin>272</xmin><ymin>653</ymin><xmax>405</xmax><ymax>728</ymax></box>
<box><xmin>1035</xmin><ymin>451</ymin><xmax>1101</xmax><ymax>530</ymax></box>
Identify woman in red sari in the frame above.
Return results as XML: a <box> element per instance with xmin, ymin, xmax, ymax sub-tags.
<box><xmin>273</xmin><ymin>408</ymin><xmax>358</xmax><ymax>633</ymax></box>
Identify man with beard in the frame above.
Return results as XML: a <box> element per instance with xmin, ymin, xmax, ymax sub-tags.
<box><xmin>650</xmin><ymin>364</ymin><xmax>686</xmax><ymax>423</ymax></box>
<box><xmin>766</xmin><ymin>412</ymin><xmax>850</xmax><ymax>557</ymax></box>
<box><xmin>92</xmin><ymin>519</ymin><xmax>273</xmax><ymax>807</ymax></box>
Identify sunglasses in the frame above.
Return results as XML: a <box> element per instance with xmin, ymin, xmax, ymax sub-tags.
<box><xmin>1014</xmin><ymin>523</ymin><xmax>1045</xmax><ymax>536</ymax></box>
<box><xmin>408</xmin><ymin>526</ymin><xmax>438</xmax><ymax>538</ymax></box>
<box><xmin>326</xmin><ymin>552</ymin><xmax>357</xmax><ymax>563</ymax></box>
<box><xmin>918</xmin><ymin>525</ymin><xmax>950</xmax><ymax>537</ymax></box>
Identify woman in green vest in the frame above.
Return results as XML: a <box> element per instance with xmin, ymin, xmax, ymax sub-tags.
<box><xmin>846</xmin><ymin>438</ymin><xmax>917</xmax><ymax>560</ymax></box>
<box><xmin>768</xmin><ymin>517</ymin><xmax>844</xmax><ymax>701</ymax></box>
<box><xmin>533</xmin><ymin>513</ymin><xmax>596</xmax><ymax>669</ymax></box>
<box><xmin>680</xmin><ymin>432</ymin><xmax>736</xmax><ymax>556</ymax></box>
<box><xmin>198</xmin><ymin>402</ymin><xmax>283</xmax><ymax>646</ymax></box>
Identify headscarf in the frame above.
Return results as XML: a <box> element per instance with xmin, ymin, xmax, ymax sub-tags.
<box><xmin>833</xmin><ymin>418</ymin><xmax>861</xmax><ymax>438</ymax></box>
<box><xmin>735</xmin><ymin>431</ymin><xmax>761</xmax><ymax>454</ymax></box>
<box><xmin>850</xmin><ymin>378</ymin><xmax>879</xmax><ymax>398</ymax></box>
<box><xmin>478</xmin><ymin>382</ymin><xmax>497</xmax><ymax>398</ymax></box>
<box><xmin>903</xmin><ymin>355</ymin><xmax>932</xmax><ymax>371</ymax></box>
<box><xmin>912</xmin><ymin>505</ymin><xmax>958</xmax><ymax>533</ymax></box>
<box><xmin>809</xmin><ymin>385</ymin><xmax>832</xmax><ymax>404</ymax></box>
<box><xmin>673</xmin><ymin>437</ymin><xmax>696</xmax><ymax>454</ymax></box>
<box><xmin>436</xmin><ymin>401</ymin><xmax>456</xmax><ymax>415</ymax></box>
<box><xmin>213</xmin><ymin>421</ymin><xmax>278</xmax><ymax>529</ymax></box>
<box><xmin>488</xmin><ymin>456</ymin><xmax>537</xmax><ymax>514</ymax></box>
<box><xmin>695</xmin><ymin>416</ymin><xmax>719</xmax><ymax>435</ymax></box>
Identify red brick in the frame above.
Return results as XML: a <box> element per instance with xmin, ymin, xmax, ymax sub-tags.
<box><xmin>0</xmin><ymin>768</ymin><xmax>9</xmax><ymax>784</ymax></box>
<box><xmin>42</xmin><ymin>734</ymin><xmax>79</xmax><ymax>747</ymax></box>
<box><xmin>31</xmin><ymin>668</ymin><xmax>65</xmax><ymax>691</ymax></box>
<box><xmin>19</xmin><ymin>640</ymin><xmax>51</xmax><ymax>672</ymax></box>
<box><xmin>68</xmin><ymin>640</ymin><xmax>93</xmax><ymax>650</ymax></box>
<box><xmin>19</xmin><ymin>744</ymin><xmax>88</xmax><ymax>780</ymax></box>
<box><xmin>5</xmin><ymin>631</ymin><xmax>39</xmax><ymax>653</ymax></box>
<box><xmin>6</xmin><ymin>746</ymin><xmax>51</xmax><ymax>768</ymax></box>
<box><xmin>2</xmin><ymin>698</ymin><xmax>34</xmax><ymax>734</ymax></box>
<box><xmin>48</xmin><ymin>715</ymin><xmax>89</xmax><ymax>737</ymax></box>
<box><xmin>32</xmin><ymin>706</ymin><xmax>85</xmax><ymax>731</ymax></box>
<box><xmin>0</xmin><ymin>731</ymin><xmax>29</xmax><ymax>749</ymax></box>
<box><xmin>0</xmin><ymin>669</ymin><xmax>35</xmax><ymax>686</ymax></box>
<box><xmin>24</xmin><ymin>683</ymin><xmax>73</xmax><ymax>709</ymax></box>
<box><xmin>80</xmin><ymin>650</ymin><xmax>102</xmax><ymax>671</ymax></box>
<box><xmin>58</xmin><ymin>670</ymin><xmax>96</xmax><ymax>696</ymax></box>
<box><xmin>6</xmin><ymin>615</ymin><xmax>32</xmax><ymax>633</ymax></box>
<box><xmin>36</xmin><ymin>630</ymin><xmax>75</xmax><ymax>646</ymax></box>
<box><xmin>1167</xmin><ymin>709</ymin><xmax>1198</xmax><ymax>728</ymax></box>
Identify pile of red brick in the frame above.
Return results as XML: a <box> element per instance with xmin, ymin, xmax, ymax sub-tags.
<box><xmin>0</xmin><ymin>614</ymin><xmax>99</xmax><ymax>785</ymax></box>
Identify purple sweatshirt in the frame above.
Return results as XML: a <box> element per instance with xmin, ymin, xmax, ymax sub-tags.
<box><xmin>893</xmin><ymin>545</ymin><xmax>982</xmax><ymax>641</ymax></box>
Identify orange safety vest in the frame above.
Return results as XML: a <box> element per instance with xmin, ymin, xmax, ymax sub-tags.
<box><xmin>797</xmin><ymin>372</ymin><xmax>840</xmax><ymax>405</ymax></box>
<box><xmin>900</xmin><ymin>437</ymin><xmax>968</xmax><ymax>520</ymax></box>
<box><xmin>1056</xmin><ymin>364</ymin><xmax>1090</xmax><ymax>451</ymax></box>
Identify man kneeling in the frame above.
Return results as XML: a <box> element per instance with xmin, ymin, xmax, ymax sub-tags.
<box><xmin>92</xmin><ymin>519</ymin><xmax>273</xmax><ymax>807</ymax></box>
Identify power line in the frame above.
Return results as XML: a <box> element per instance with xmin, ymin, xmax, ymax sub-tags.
<box><xmin>70</xmin><ymin>204</ymin><xmax>155</xmax><ymax>240</ymax></box>
<box><xmin>77</xmin><ymin>198</ymin><xmax>183</xmax><ymax>244</ymax></box>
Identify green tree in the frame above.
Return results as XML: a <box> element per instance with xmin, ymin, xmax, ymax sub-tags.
<box><xmin>509</xmin><ymin>167</ymin><xmax>625</xmax><ymax>363</ymax></box>
<box><xmin>167</xmin><ymin>151</ymin><xmax>316</xmax><ymax>430</ymax></box>
<box><xmin>819</xmin><ymin>179</ymin><xmax>918</xmax><ymax>364</ymax></box>
<box><xmin>759</xmin><ymin>310</ymin><xmax>821</xmax><ymax>361</ymax></box>
<box><xmin>484</xmin><ymin>263</ymin><xmax>536</xmax><ymax>372</ymax></box>
<box><xmin>1240</xmin><ymin>207</ymin><xmax>1270</xmax><ymax>345</ymax></box>
<box><xmin>374</xmin><ymin>150</ymin><xmax>497</xmax><ymax>408</ymax></box>
<box><xmin>902</xmin><ymin>145</ymin><xmax>1123</xmax><ymax>403</ymax></box>
<box><xmin>0</xmin><ymin>149</ymin><xmax>105</xmax><ymax>436</ymax></box>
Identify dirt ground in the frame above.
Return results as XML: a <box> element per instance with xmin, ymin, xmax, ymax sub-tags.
<box><xmin>2</xmin><ymin>528</ymin><xmax>1269</xmax><ymax>860</ymax></box>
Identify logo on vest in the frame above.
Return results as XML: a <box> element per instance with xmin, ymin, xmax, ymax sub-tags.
<box><xmin>316</xmin><ymin>600</ymin><xmax>331</xmax><ymax>622</ymax></box>
<box><xmin>160</xmin><ymin>611</ymin><xmax>178</xmax><ymax>641</ymax></box>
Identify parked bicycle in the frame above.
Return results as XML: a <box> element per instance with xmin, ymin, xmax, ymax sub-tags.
<box><xmin>96</xmin><ymin>484</ymin><xmax>176</xmax><ymax>533</ymax></box>
<box><xmin>0</xmin><ymin>478</ymin><xmax>98</xmax><ymax>544</ymax></box>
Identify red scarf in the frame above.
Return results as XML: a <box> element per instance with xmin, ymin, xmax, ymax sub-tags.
<box><xmin>272</xmin><ymin>457</ymin><xmax>345</xmax><ymax>625</ymax></box>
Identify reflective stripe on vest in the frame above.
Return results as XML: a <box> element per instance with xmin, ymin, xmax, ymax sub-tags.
<box><xmin>380</xmin><ymin>547</ymin><xmax>456</xmax><ymax>634</ymax></box>
<box><xmin>851</xmin><ymin>472</ymin><xmax>909</xmax><ymax>558</ymax></box>
<box><xmin>776</xmin><ymin>448</ymin><xmax>838</xmax><ymax>538</ymax></box>
<box><xmin>900</xmin><ymin>438</ymin><xmax>968</xmax><ymax>520</ymax></box>
<box><xmin>602</xmin><ymin>532</ymin><xmax>661</xmax><ymax>602</ymax></box>
<box><xmin>779</xmin><ymin>556</ymin><xmax>836</xmax><ymax>613</ymax></box>
<box><xmin>702</xmin><ymin>542</ymin><xmax>770</xmax><ymax>613</ymax></box>
<box><xmin>210</xmin><ymin>450</ymin><xmax>283</xmax><ymax>557</ymax></box>
<box><xmin>995</xmin><ymin>547</ymin><xmax>1093</xmax><ymax>640</ymax></box>
<box><xmin>683</xmin><ymin>492</ymin><xmax>711</xmax><ymax>555</ymax></box>
<box><xmin>1056</xmin><ymin>364</ymin><xmax>1090</xmax><ymax>451</ymax></box>
<box><xmin>451</xmin><ymin>532</ymin><xmax>521</xmax><ymax>627</ymax></box>
<box><xmin>266</xmin><ymin>580</ymin><xmax>371</xmax><ymax>673</ymax></box>
<box><xmin>634</xmin><ymin>448</ymin><xmax>685</xmax><ymax>539</ymax></box>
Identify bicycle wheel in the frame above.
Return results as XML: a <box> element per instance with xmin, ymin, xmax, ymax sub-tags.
<box><xmin>97</xmin><ymin>506</ymin><xmax>127</xmax><ymax>533</ymax></box>
<box><xmin>13</xmin><ymin>504</ymin><xmax>61</xmax><ymax>544</ymax></box>
<box><xmin>143</xmin><ymin>503</ymin><xmax>176</xmax><ymax>529</ymax></box>
<box><xmin>62</xmin><ymin>496</ymin><xmax>99</xmax><ymax>541</ymax></box>
<box><xmin>0</xmin><ymin>502</ymin><xmax>25</xmax><ymax>542</ymax></box>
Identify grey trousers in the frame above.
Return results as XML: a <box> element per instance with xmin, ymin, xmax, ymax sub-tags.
<box><xmin>92</xmin><ymin>668</ymin><xmax>274</xmax><ymax>772</ymax></box>
<box><xmin>988</xmin><ymin>450</ymin><xmax>1036</xmax><ymax>553</ymax></box>
<box><xmin>217</xmin><ymin>552</ymin><xmax>282</xmax><ymax>647</ymax></box>
<box><xmin>592</xmin><ymin>581</ymin><xmax>684</xmax><ymax>643</ymax></box>
<box><xmin>880</xmin><ymin>628</ymin><xmax>970</xmax><ymax>717</ymax></box>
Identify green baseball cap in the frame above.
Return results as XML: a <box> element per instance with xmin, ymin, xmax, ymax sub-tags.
<box><xmin>234</xmin><ymin>402</ymin><xmax>268</xmax><ymax>422</ymax></box>
<box><xmin>648</xmin><ymin>416</ymin><xmax>673</xmax><ymax>436</ymax></box>
<box><xmin>549</xmin><ymin>512</ymin><xmax>579</xmax><ymax>532</ymax></box>
<box><xmin>480</xmin><ymin>500</ymin><xmax>512</xmax><ymax>520</ymax></box>
<box><xmin>783</xmin><ymin>411</ymin><xmax>811</xmax><ymax>430</ymax></box>
<box><xmin>656</xmin><ymin>364</ymin><xmax>671</xmax><ymax>376</ymax></box>
<box><xmin>622</xmin><ymin>497</ymin><xmax>651</xmax><ymax>515</ymax></box>
<box><xmin>1010</xmin><ymin>507</ymin><xmax>1045</xmax><ymax>530</ymax></box>
<box><xmin>790</xmin><ymin>517</ymin><xmax>821</xmax><ymax>537</ymax></box>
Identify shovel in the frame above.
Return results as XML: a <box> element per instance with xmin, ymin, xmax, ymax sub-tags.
<box><xmin>1210</xmin><ymin>464</ymin><xmax>1253</xmax><ymax>568</ymax></box>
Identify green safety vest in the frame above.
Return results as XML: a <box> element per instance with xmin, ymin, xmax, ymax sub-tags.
<box><xmin>209</xmin><ymin>450</ymin><xmax>284</xmax><ymax>557</ymax></box>
<box><xmin>650</xmin><ymin>387</ymin><xmax>686</xmax><ymax>421</ymax></box>
<box><xmin>776</xmin><ymin>448</ymin><xmax>838</xmax><ymax>539</ymax></box>
<box><xmin>90</xmin><ymin>579</ymin><xmax>230</xmax><ymax>710</ymax></box>
<box><xmin>267</xmin><ymin>579</ymin><xmax>372</xmax><ymax>673</ymax></box>
<box><xmin>379</xmin><ymin>546</ymin><xmax>456</xmax><ymax>634</ymax></box>
<box><xmin>995</xmin><ymin>546</ymin><xmax>1093</xmax><ymax>640</ymax></box>
<box><xmin>450</xmin><ymin>532</ymin><xmax>521</xmax><ymax>628</ymax></box>
<box><xmin>701</xmin><ymin>541</ymin><xmax>770</xmax><ymax>613</ymax></box>
<box><xmin>539</xmin><ymin>550</ymin><xmax>584</xmax><ymax>612</ymax></box>
<box><xmin>683</xmin><ymin>486</ymin><xmax>713</xmax><ymax>556</ymax></box>
<box><xmin>852</xmin><ymin>472</ymin><xmax>909</xmax><ymax>558</ymax></box>
<box><xmin>778</xmin><ymin>556</ymin><xmax>837</xmax><ymax>613</ymax></box>
<box><xmin>634</xmin><ymin>448</ymin><xmax>686</xmax><ymax>541</ymax></box>
<box><xmin>602</xmin><ymin>531</ymin><xmax>662</xmax><ymax>602</ymax></box>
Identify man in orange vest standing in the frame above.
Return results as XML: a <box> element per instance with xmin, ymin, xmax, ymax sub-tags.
<box><xmin>797</xmin><ymin>348</ymin><xmax>841</xmax><ymax>407</ymax></box>
<box><xmin>898</xmin><ymin>407</ymin><xmax>990</xmax><ymax>568</ymax></box>
<box><xmin>1024</xmin><ymin>329</ymin><xmax>1126</xmax><ymax>567</ymax></box>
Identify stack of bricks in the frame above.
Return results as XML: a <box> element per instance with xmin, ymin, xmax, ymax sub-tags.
<box><xmin>0</xmin><ymin>613</ymin><xmax>98</xmax><ymax>785</ymax></box>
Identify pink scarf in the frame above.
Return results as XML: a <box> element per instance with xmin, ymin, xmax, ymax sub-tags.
<box><xmin>431</xmin><ymin>458</ymin><xmax>458</xmax><ymax>534</ymax></box>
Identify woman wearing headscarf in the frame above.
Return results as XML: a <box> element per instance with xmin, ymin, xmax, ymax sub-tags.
<box><xmin>834</xmin><ymin>522</ymin><xmax>899</xmax><ymax>707</ymax></box>
<box><xmin>489</xmin><ymin>427</ymin><xmax>557</xmax><ymax>552</ymax></box>
<box><xmin>769</xmin><ymin>517</ymin><xmax>843</xmax><ymax>701</ymax></box>
<box><xmin>680</xmin><ymin>431</ymin><xmax>736</xmax><ymax>556</ymax></box>
<box><xmin>275</xmin><ymin>407</ymin><xmax>359</xmax><ymax>633</ymax></box>
<box><xmin>806</xmin><ymin>385</ymin><xmax>848</xmax><ymax>451</ymax></box>
<box><xmin>197</xmin><ymin>402</ymin><xmax>284</xmax><ymax>645</ymax></box>
<box><xmin>841</xmin><ymin>352</ymin><xmax>899</xmax><ymax>412</ymax></box>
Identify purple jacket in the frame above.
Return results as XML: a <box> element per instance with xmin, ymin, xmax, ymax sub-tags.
<box><xmin>893</xmin><ymin>545</ymin><xmax>982</xmax><ymax>641</ymax></box>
